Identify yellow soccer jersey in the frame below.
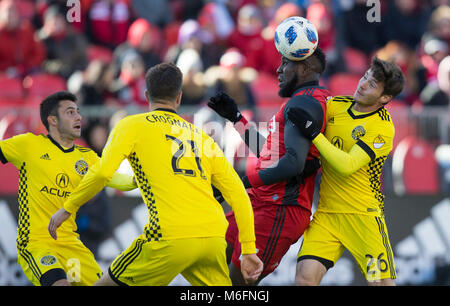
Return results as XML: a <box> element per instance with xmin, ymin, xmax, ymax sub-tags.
<box><xmin>317</xmin><ymin>96</ymin><xmax>395</xmax><ymax>216</ymax></box>
<box><xmin>0</xmin><ymin>133</ymin><xmax>100</xmax><ymax>247</ymax></box>
<box><xmin>64</xmin><ymin>109</ymin><xmax>256</xmax><ymax>254</ymax></box>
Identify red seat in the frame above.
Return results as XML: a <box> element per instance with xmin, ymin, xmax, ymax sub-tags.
<box><xmin>343</xmin><ymin>47</ymin><xmax>369</xmax><ymax>75</ymax></box>
<box><xmin>251</xmin><ymin>72</ymin><xmax>283</xmax><ymax>107</ymax></box>
<box><xmin>23</xmin><ymin>73</ymin><xmax>67</xmax><ymax>103</ymax></box>
<box><xmin>0</xmin><ymin>75</ymin><xmax>24</xmax><ymax>104</ymax></box>
<box><xmin>328</xmin><ymin>73</ymin><xmax>360</xmax><ymax>96</ymax></box>
<box><xmin>0</xmin><ymin>163</ymin><xmax>18</xmax><ymax>194</ymax></box>
<box><xmin>392</xmin><ymin>136</ymin><xmax>439</xmax><ymax>195</ymax></box>
<box><xmin>87</xmin><ymin>44</ymin><xmax>114</xmax><ymax>63</ymax></box>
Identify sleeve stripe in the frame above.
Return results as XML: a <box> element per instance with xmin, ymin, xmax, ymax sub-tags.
<box><xmin>0</xmin><ymin>146</ymin><xmax>8</xmax><ymax>164</ymax></box>
<box><xmin>356</xmin><ymin>140</ymin><xmax>376</xmax><ymax>161</ymax></box>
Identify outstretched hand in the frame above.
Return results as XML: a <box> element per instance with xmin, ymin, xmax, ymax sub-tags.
<box><xmin>48</xmin><ymin>207</ymin><xmax>71</xmax><ymax>240</ymax></box>
<box><xmin>287</xmin><ymin>108</ymin><xmax>321</xmax><ymax>140</ymax></box>
<box><xmin>207</xmin><ymin>92</ymin><xmax>242</xmax><ymax>123</ymax></box>
<box><xmin>240</xmin><ymin>254</ymin><xmax>264</xmax><ymax>285</ymax></box>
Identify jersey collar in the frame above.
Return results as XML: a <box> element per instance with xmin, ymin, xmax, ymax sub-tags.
<box><xmin>292</xmin><ymin>80</ymin><xmax>324</xmax><ymax>96</ymax></box>
<box><xmin>154</xmin><ymin>108</ymin><xmax>177</xmax><ymax>114</ymax></box>
<box><xmin>347</xmin><ymin>101</ymin><xmax>385</xmax><ymax>119</ymax></box>
<box><xmin>47</xmin><ymin>135</ymin><xmax>75</xmax><ymax>153</ymax></box>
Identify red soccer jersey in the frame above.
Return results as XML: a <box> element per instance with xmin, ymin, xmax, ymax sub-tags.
<box><xmin>248</xmin><ymin>85</ymin><xmax>329</xmax><ymax>211</ymax></box>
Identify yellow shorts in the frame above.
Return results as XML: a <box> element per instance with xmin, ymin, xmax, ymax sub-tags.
<box><xmin>108</xmin><ymin>235</ymin><xmax>231</xmax><ymax>286</ymax></box>
<box><xmin>18</xmin><ymin>238</ymin><xmax>102</xmax><ymax>286</ymax></box>
<box><xmin>298</xmin><ymin>212</ymin><xmax>396</xmax><ymax>281</ymax></box>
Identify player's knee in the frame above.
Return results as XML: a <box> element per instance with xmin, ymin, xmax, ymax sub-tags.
<box><xmin>294</xmin><ymin>272</ymin><xmax>319</xmax><ymax>286</ymax></box>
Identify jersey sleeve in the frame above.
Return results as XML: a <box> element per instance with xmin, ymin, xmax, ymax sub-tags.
<box><xmin>64</xmin><ymin>118</ymin><xmax>136</xmax><ymax>214</ymax></box>
<box><xmin>0</xmin><ymin>133</ymin><xmax>30</xmax><ymax>166</ymax></box>
<box><xmin>313</xmin><ymin>133</ymin><xmax>372</xmax><ymax>177</ymax></box>
<box><xmin>209</xmin><ymin>141</ymin><xmax>257</xmax><ymax>255</ymax></box>
<box><xmin>312</xmin><ymin>116</ymin><xmax>395</xmax><ymax>177</ymax></box>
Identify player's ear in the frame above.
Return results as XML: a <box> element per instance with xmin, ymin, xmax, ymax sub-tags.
<box><xmin>175</xmin><ymin>91</ymin><xmax>182</xmax><ymax>107</ymax></box>
<box><xmin>47</xmin><ymin>115</ymin><xmax>58</xmax><ymax>127</ymax></box>
<box><xmin>145</xmin><ymin>90</ymin><xmax>150</xmax><ymax>103</ymax></box>
<box><xmin>380</xmin><ymin>94</ymin><xmax>392</xmax><ymax>105</ymax></box>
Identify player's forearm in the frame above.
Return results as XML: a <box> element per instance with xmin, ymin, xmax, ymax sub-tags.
<box><xmin>107</xmin><ymin>172</ymin><xmax>137</xmax><ymax>191</ymax></box>
<box><xmin>234</xmin><ymin>116</ymin><xmax>265</xmax><ymax>158</ymax></box>
<box><xmin>212</xmin><ymin>164</ymin><xmax>257</xmax><ymax>254</ymax></box>
<box><xmin>313</xmin><ymin>133</ymin><xmax>371</xmax><ymax>176</ymax></box>
<box><xmin>63</xmin><ymin>163</ymin><xmax>112</xmax><ymax>214</ymax></box>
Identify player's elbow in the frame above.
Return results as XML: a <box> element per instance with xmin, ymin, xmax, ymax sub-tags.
<box><xmin>95</xmin><ymin>166</ymin><xmax>113</xmax><ymax>183</ymax></box>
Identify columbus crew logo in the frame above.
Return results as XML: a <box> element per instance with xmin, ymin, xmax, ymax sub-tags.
<box><xmin>351</xmin><ymin>125</ymin><xmax>366</xmax><ymax>140</ymax></box>
<box><xmin>40</xmin><ymin>255</ymin><xmax>57</xmax><ymax>266</ymax></box>
<box><xmin>75</xmin><ymin>159</ymin><xmax>89</xmax><ymax>175</ymax></box>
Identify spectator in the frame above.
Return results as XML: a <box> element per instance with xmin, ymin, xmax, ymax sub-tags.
<box><xmin>420</xmin><ymin>38</ymin><xmax>449</xmax><ymax>83</ymax></box>
<box><xmin>306</xmin><ymin>1</ymin><xmax>340</xmax><ymax>76</ymax></box>
<box><xmin>86</xmin><ymin>0</ymin><xmax>131</xmax><ymax>49</ymax></box>
<box><xmin>437</xmin><ymin>55</ymin><xmax>450</xmax><ymax>101</ymax></box>
<box><xmin>176</xmin><ymin>48</ymin><xmax>206</xmax><ymax>106</ymax></box>
<box><xmin>114</xmin><ymin>18</ymin><xmax>162</xmax><ymax>73</ymax></box>
<box><xmin>227</xmin><ymin>4</ymin><xmax>265</xmax><ymax>71</ymax></box>
<box><xmin>38</xmin><ymin>5</ymin><xmax>88</xmax><ymax>79</ymax></box>
<box><xmin>165</xmin><ymin>19</ymin><xmax>220</xmax><ymax>70</ymax></box>
<box><xmin>422</xmin><ymin>5</ymin><xmax>450</xmax><ymax>48</ymax></box>
<box><xmin>340</xmin><ymin>0</ymin><xmax>386</xmax><ymax>55</ymax></box>
<box><xmin>77</xmin><ymin>59</ymin><xmax>119</xmax><ymax>106</ymax></box>
<box><xmin>0</xmin><ymin>0</ymin><xmax>45</xmax><ymax>77</ymax></box>
<box><xmin>115</xmin><ymin>50</ymin><xmax>147</xmax><ymax>108</ymax></box>
<box><xmin>383</xmin><ymin>0</ymin><xmax>431</xmax><ymax>50</ymax></box>
<box><xmin>376</xmin><ymin>40</ymin><xmax>427</xmax><ymax>104</ymax></box>
<box><xmin>208</xmin><ymin>48</ymin><xmax>257</xmax><ymax>113</ymax></box>
<box><xmin>131</xmin><ymin>0</ymin><xmax>173</xmax><ymax>28</ymax></box>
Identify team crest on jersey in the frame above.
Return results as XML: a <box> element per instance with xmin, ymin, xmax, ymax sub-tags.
<box><xmin>351</xmin><ymin>125</ymin><xmax>366</xmax><ymax>140</ymax></box>
<box><xmin>373</xmin><ymin>135</ymin><xmax>385</xmax><ymax>149</ymax></box>
<box><xmin>40</xmin><ymin>255</ymin><xmax>57</xmax><ymax>266</ymax></box>
<box><xmin>75</xmin><ymin>159</ymin><xmax>89</xmax><ymax>175</ymax></box>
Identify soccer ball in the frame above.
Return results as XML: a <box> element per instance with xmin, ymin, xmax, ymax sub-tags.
<box><xmin>274</xmin><ymin>16</ymin><xmax>319</xmax><ymax>61</ymax></box>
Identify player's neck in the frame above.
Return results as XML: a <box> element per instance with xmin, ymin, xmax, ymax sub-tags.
<box><xmin>150</xmin><ymin>102</ymin><xmax>178</xmax><ymax>112</ymax></box>
<box><xmin>48</xmin><ymin>131</ymin><xmax>74</xmax><ymax>149</ymax></box>
<box><xmin>352</xmin><ymin>102</ymin><xmax>381</xmax><ymax>113</ymax></box>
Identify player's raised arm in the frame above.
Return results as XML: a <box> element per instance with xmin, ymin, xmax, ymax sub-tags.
<box><xmin>287</xmin><ymin>107</ymin><xmax>374</xmax><ymax>176</ymax></box>
<box><xmin>208</xmin><ymin>91</ymin><xmax>266</xmax><ymax>158</ymax></box>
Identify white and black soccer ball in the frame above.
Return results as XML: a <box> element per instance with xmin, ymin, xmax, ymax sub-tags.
<box><xmin>274</xmin><ymin>16</ymin><xmax>319</xmax><ymax>61</ymax></box>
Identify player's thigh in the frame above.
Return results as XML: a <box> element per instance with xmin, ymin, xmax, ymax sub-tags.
<box><xmin>109</xmin><ymin>237</ymin><xmax>213</xmax><ymax>286</ymax></box>
<box><xmin>231</xmin><ymin>204</ymin><xmax>309</xmax><ymax>276</ymax></box>
<box><xmin>297</xmin><ymin>212</ymin><xmax>345</xmax><ymax>271</ymax></box>
<box><xmin>182</xmin><ymin>237</ymin><xmax>231</xmax><ymax>286</ymax></box>
<box><xmin>341</xmin><ymin>215</ymin><xmax>396</xmax><ymax>282</ymax></box>
<box><xmin>18</xmin><ymin>243</ymin><xmax>66</xmax><ymax>286</ymax></box>
<box><xmin>57</xmin><ymin>240</ymin><xmax>103</xmax><ymax>286</ymax></box>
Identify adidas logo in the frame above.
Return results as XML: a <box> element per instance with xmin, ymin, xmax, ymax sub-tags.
<box><xmin>40</xmin><ymin>153</ymin><xmax>51</xmax><ymax>160</ymax></box>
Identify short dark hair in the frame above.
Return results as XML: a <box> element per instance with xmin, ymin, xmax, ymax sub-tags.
<box><xmin>308</xmin><ymin>47</ymin><xmax>327</xmax><ymax>74</ymax></box>
<box><xmin>370</xmin><ymin>57</ymin><xmax>405</xmax><ymax>98</ymax></box>
<box><xmin>40</xmin><ymin>91</ymin><xmax>77</xmax><ymax>131</ymax></box>
<box><xmin>145</xmin><ymin>62</ymin><xmax>183</xmax><ymax>103</ymax></box>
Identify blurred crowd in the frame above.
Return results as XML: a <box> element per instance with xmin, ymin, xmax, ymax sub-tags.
<box><xmin>0</xmin><ymin>0</ymin><xmax>449</xmax><ymax>257</ymax></box>
<box><xmin>0</xmin><ymin>0</ymin><xmax>449</xmax><ymax>145</ymax></box>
